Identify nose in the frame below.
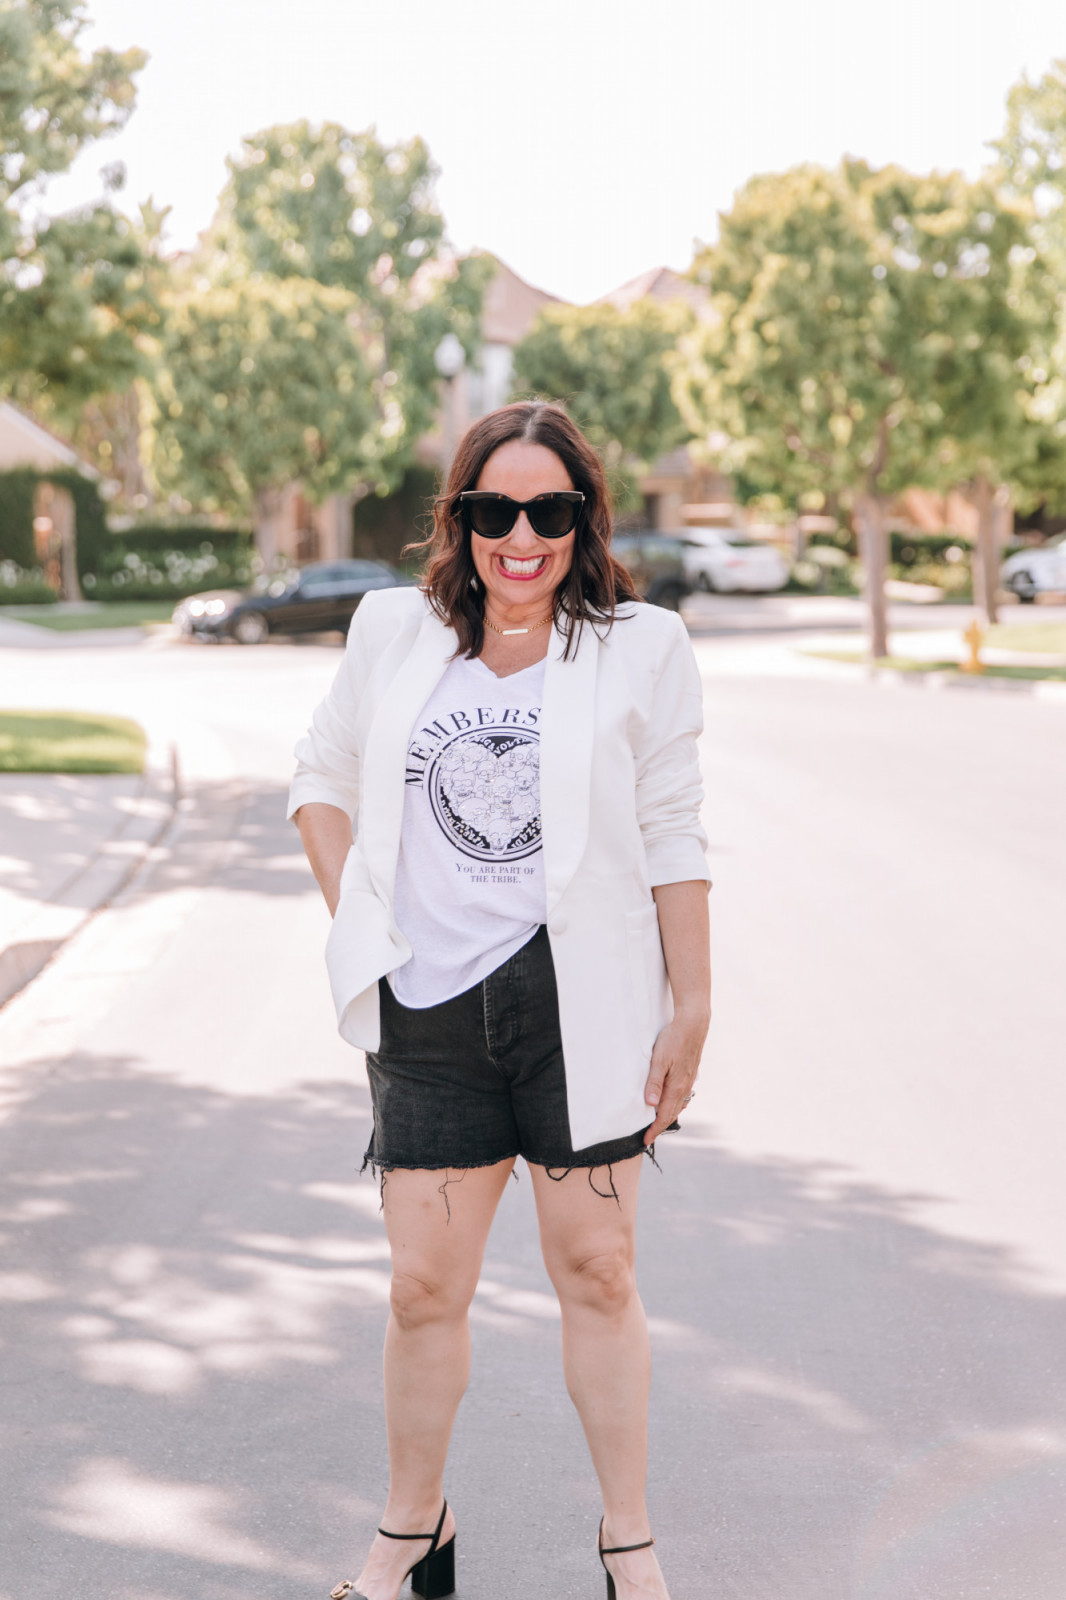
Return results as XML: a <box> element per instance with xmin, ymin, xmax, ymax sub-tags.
<box><xmin>506</xmin><ymin>512</ymin><xmax>542</xmax><ymax>551</ymax></box>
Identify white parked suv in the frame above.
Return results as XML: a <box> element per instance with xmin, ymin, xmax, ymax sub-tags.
<box><xmin>680</xmin><ymin>527</ymin><xmax>790</xmax><ymax>594</ymax></box>
<box><xmin>1000</xmin><ymin>533</ymin><xmax>1066</xmax><ymax>603</ymax></box>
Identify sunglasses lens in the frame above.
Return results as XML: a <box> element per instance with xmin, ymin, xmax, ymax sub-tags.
<box><xmin>466</xmin><ymin>498</ymin><xmax>514</xmax><ymax>538</ymax></box>
<box><xmin>529</xmin><ymin>495</ymin><xmax>579</xmax><ymax>538</ymax></box>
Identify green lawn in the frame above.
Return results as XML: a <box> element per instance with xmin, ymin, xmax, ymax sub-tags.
<box><xmin>0</xmin><ymin>601</ymin><xmax>175</xmax><ymax>631</ymax></box>
<box><xmin>0</xmin><ymin>710</ymin><xmax>146</xmax><ymax>773</ymax></box>
<box><xmin>802</xmin><ymin>650</ymin><xmax>1066</xmax><ymax>682</ymax></box>
<box><xmin>985</xmin><ymin>622</ymin><xmax>1066</xmax><ymax>654</ymax></box>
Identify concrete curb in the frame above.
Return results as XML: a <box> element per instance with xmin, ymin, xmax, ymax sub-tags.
<box><xmin>867</xmin><ymin>666</ymin><xmax>1066</xmax><ymax>704</ymax></box>
<box><xmin>0</xmin><ymin>741</ymin><xmax>180</xmax><ymax>1009</ymax></box>
<box><xmin>789</xmin><ymin>649</ymin><xmax>1066</xmax><ymax>704</ymax></box>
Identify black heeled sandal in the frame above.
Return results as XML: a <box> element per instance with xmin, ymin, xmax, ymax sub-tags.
<box><xmin>330</xmin><ymin>1500</ymin><xmax>455</xmax><ymax>1600</ymax></box>
<box><xmin>598</xmin><ymin>1517</ymin><xmax>656</xmax><ymax>1600</ymax></box>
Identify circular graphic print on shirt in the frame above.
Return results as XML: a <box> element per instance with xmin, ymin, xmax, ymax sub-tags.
<box><xmin>427</xmin><ymin>724</ymin><xmax>541</xmax><ymax>862</ymax></box>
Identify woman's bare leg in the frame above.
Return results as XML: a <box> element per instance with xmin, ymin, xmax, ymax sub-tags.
<box><xmin>530</xmin><ymin>1155</ymin><xmax>670</xmax><ymax>1599</ymax></box>
<box><xmin>351</xmin><ymin>1158</ymin><xmax>514</xmax><ymax>1600</ymax></box>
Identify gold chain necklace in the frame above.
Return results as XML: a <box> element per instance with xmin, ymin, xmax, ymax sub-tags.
<box><xmin>484</xmin><ymin>612</ymin><xmax>554</xmax><ymax>637</ymax></box>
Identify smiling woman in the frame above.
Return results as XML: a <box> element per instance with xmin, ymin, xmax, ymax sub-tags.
<box><xmin>419</xmin><ymin>403</ymin><xmax>636</xmax><ymax>663</ymax></box>
<box><xmin>289</xmin><ymin>401</ymin><xmax>711</xmax><ymax>1600</ymax></box>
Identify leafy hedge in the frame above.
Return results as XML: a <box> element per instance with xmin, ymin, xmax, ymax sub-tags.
<box><xmin>0</xmin><ymin>561</ymin><xmax>58</xmax><ymax>603</ymax></box>
<box><xmin>84</xmin><ymin>524</ymin><xmax>254</xmax><ymax>600</ymax></box>
<box><xmin>890</xmin><ymin>531</ymin><xmax>972</xmax><ymax>565</ymax></box>
<box><xmin>808</xmin><ymin>528</ymin><xmax>978</xmax><ymax>565</ymax></box>
<box><xmin>0</xmin><ymin>467</ymin><xmax>109</xmax><ymax>579</ymax></box>
<box><xmin>0</xmin><ymin>470</ymin><xmax>39</xmax><ymax>567</ymax></box>
<box><xmin>0</xmin><ymin>470</ymin><xmax>254</xmax><ymax>600</ymax></box>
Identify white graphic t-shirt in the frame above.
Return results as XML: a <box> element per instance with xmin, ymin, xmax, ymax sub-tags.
<box><xmin>389</xmin><ymin>653</ymin><xmax>547</xmax><ymax>1008</ymax></box>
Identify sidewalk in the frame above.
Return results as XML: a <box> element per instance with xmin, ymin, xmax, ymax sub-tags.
<box><xmin>0</xmin><ymin>615</ymin><xmax>161</xmax><ymax>649</ymax></box>
<box><xmin>797</xmin><ymin>625</ymin><xmax>1066</xmax><ymax>671</ymax></box>
<box><xmin>0</xmin><ymin>748</ymin><xmax>177</xmax><ymax>1008</ymax></box>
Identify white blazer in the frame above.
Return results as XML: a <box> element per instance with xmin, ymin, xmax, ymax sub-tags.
<box><xmin>288</xmin><ymin>586</ymin><xmax>710</xmax><ymax>1151</ymax></box>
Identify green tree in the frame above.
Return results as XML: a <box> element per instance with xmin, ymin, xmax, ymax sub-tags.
<box><xmin>152</xmin><ymin>276</ymin><xmax>379</xmax><ymax>561</ymax></box>
<box><xmin>0</xmin><ymin>0</ymin><xmax>151</xmax><ymax>419</ymax></box>
<box><xmin>216</xmin><ymin>120</ymin><xmax>487</xmax><ymax>482</ymax></box>
<box><xmin>996</xmin><ymin>58</ymin><xmax>1066</xmax><ymax>263</ymax></box>
<box><xmin>993</xmin><ymin>59</ymin><xmax>1066</xmax><ymax>523</ymax></box>
<box><xmin>511</xmin><ymin>299</ymin><xmax>692</xmax><ymax>477</ymax></box>
<box><xmin>676</xmin><ymin>162</ymin><xmax>1049</xmax><ymax>649</ymax></box>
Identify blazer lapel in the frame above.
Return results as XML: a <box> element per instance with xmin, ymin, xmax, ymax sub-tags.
<box><xmin>359</xmin><ymin>608</ymin><xmax>456</xmax><ymax>899</ymax></box>
<box><xmin>540</xmin><ymin>618</ymin><xmax>599</xmax><ymax>915</ymax></box>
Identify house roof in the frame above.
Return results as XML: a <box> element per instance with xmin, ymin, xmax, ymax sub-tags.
<box><xmin>0</xmin><ymin>401</ymin><xmax>98</xmax><ymax>476</ymax></box>
<box><xmin>480</xmin><ymin>255</ymin><xmax>563</xmax><ymax>346</ymax></box>
<box><xmin>597</xmin><ymin>266</ymin><xmax>708</xmax><ymax>314</ymax></box>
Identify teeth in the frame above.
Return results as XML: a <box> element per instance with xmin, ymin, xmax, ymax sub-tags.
<box><xmin>500</xmin><ymin>555</ymin><xmax>545</xmax><ymax>573</ymax></box>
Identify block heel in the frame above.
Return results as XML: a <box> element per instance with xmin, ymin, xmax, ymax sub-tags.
<box><xmin>409</xmin><ymin>1531</ymin><xmax>455</xmax><ymax>1598</ymax></box>
<box><xmin>598</xmin><ymin>1516</ymin><xmax>655</xmax><ymax>1600</ymax></box>
<box><xmin>329</xmin><ymin>1500</ymin><xmax>455</xmax><ymax>1600</ymax></box>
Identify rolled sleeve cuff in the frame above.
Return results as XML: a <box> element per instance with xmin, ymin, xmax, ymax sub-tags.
<box><xmin>286</xmin><ymin>775</ymin><xmax>358</xmax><ymax>825</ymax></box>
<box><xmin>645</xmin><ymin>835</ymin><xmax>712</xmax><ymax>889</ymax></box>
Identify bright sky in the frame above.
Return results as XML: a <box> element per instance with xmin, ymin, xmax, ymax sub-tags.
<box><xmin>47</xmin><ymin>0</ymin><xmax>1066</xmax><ymax>305</ymax></box>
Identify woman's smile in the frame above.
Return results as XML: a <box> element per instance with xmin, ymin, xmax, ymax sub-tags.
<box><xmin>497</xmin><ymin>552</ymin><xmax>549</xmax><ymax>580</ymax></box>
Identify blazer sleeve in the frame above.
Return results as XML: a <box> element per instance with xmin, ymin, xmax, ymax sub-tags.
<box><xmin>285</xmin><ymin>594</ymin><xmax>378</xmax><ymax>825</ymax></box>
<box><xmin>634</xmin><ymin>612</ymin><xmax>711</xmax><ymax>888</ymax></box>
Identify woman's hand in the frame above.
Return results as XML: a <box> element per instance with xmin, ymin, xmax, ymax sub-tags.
<box><xmin>643</xmin><ymin>1005</ymin><xmax>709</xmax><ymax>1145</ymax></box>
<box><xmin>643</xmin><ymin>880</ymin><xmax>711</xmax><ymax>1146</ymax></box>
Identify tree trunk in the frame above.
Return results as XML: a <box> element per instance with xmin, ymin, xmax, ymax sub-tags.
<box><xmin>253</xmin><ymin>485</ymin><xmax>288</xmax><ymax>570</ymax></box>
<box><xmin>992</xmin><ymin>483</ymin><xmax>1013</xmax><ymax>572</ymax></box>
<box><xmin>54</xmin><ymin>487</ymin><xmax>81</xmax><ymax>602</ymax></box>
<box><xmin>855</xmin><ymin>492</ymin><xmax>889</xmax><ymax>660</ymax></box>
<box><xmin>971</xmin><ymin>474</ymin><xmax>1000</xmax><ymax>626</ymax></box>
<box><xmin>34</xmin><ymin>481</ymin><xmax>81</xmax><ymax>601</ymax></box>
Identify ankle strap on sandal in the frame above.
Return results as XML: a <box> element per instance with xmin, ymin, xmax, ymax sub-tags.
<box><xmin>601</xmin><ymin>1536</ymin><xmax>655</xmax><ymax>1555</ymax></box>
<box><xmin>377</xmin><ymin>1499</ymin><xmax>448</xmax><ymax>1547</ymax></box>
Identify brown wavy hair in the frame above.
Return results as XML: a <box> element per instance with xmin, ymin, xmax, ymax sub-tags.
<box><xmin>416</xmin><ymin>401</ymin><xmax>639</xmax><ymax>659</ymax></box>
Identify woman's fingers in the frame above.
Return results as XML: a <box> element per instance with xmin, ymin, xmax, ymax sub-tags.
<box><xmin>642</xmin><ymin>1028</ymin><xmax>698</xmax><ymax>1145</ymax></box>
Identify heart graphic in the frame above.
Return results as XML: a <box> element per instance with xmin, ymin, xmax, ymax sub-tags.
<box><xmin>428</xmin><ymin>727</ymin><xmax>541</xmax><ymax>861</ymax></box>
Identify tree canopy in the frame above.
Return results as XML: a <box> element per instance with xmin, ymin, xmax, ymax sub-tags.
<box><xmin>213</xmin><ymin>120</ymin><xmax>487</xmax><ymax>484</ymax></box>
<box><xmin>675</xmin><ymin>159</ymin><xmax>1054</xmax><ymax>646</ymax></box>
<box><xmin>153</xmin><ymin>275</ymin><xmax>379</xmax><ymax>528</ymax></box>
<box><xmin>511</xmin><ymin>299</ymin><xmax>693</xmax><ymax>474</ymax></box>
<box><xmin>993</xmin><ymin>58</ymin><xmax>1066</xmax><ymax>511</ymax></box>
<box><xmin>0</xmin><ymin>0</ymin><xmax>152</xmax><ymax>419</ymax></box>
<box><xmin>677</xmin><ymin>160</ymin><xmax>1050</xmax><ymax>506</ymax></box>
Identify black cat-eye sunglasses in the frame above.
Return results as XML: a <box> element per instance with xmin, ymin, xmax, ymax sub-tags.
<box><xmin>459</xmin><ymin>491</ymin><xmax>584</xmax><ymax>540</ymax></box>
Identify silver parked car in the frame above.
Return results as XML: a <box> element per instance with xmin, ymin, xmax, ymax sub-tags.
<box><xmin>1000</xmin><ymin>534</ymin><xmax>1066</xmax><ymax>603</ymax></box>
<box><xmin>680</xmin><ymin>527</ymin><xmax>790</xmax><ymax>594</ymax></box>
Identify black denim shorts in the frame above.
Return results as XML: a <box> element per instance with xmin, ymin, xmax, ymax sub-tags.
<box><xmin>363</xmin><ymin>924</ymin><xmax>651</xmax><ymax>1184</ymax></box>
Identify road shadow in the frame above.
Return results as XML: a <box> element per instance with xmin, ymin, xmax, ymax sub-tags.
<box><xmin>149</xmin><ymin>777</ymin><xmax>314</xmax><ymax>901</ymax></box>
<box><xmin>0</xmin><ymin>772</ymin><xmax>142</xmax><ymax>908</ymax></box>
<box><xmin>1</xmin><ymin>1052</ymin><xmax>1063</xmax><ymax>1599</ymax></box>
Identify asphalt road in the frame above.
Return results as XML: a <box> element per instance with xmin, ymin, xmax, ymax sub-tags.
<box><xmin>1</xmin><ymin>617</ymin><xmax>1064</xmax><ymax>1600</ymax></box>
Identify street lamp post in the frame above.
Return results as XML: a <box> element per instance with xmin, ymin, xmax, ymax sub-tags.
<box><xmin>434</xmin><ymin>333</ymin><xmax>465</xmax><ymax>477</ymax></box>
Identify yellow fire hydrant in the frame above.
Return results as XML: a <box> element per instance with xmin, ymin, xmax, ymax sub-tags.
<box><xmin>961</xmin><ymin>620</ymin><xmax>985</xmax><ymax>674</ymax></box>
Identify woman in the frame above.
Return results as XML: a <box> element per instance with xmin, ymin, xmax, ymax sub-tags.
<box><xmin>289</xmin><ymin>401</ymin><xmax>711</xmax><ymax>1600</ymax></box>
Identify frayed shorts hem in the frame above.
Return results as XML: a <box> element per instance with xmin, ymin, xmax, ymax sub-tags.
<box><xmin>360</xmin><ymin>1141</ymin><xmax>660</xmax><ymax>1217</ymax></box>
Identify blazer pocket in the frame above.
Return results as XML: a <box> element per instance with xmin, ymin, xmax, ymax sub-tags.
<box><xmin>625</xmin><ymin>903</ymin><xmax>664</xmax><ymax>1055</ymax></box>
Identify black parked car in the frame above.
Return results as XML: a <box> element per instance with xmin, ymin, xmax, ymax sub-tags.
<box><xmin>611</xmin><ymin>533</ymin><xmax>692</xmax><ymax>610</ymax></box>
<box><xmin>173</xmin><ymin>559</ymin><xmax>413</xmax><ymax>643</ymax></box>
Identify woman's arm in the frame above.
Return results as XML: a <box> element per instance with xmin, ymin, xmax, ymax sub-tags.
<box><xmin>295</xmin><ymin>802</ymin><xmax>353</xmax><ymax>918</ymax></box>
<box><xmin>643</xmin><ymin>879</ymin><xmax>711</xmax><ymax>1146</ymax></box>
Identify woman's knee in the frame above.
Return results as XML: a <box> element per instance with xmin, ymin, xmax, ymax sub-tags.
<box><xmin>389</xmin><ymin>1268</ymin><xmax>473</xmax><ymax>1332</ymax></box>
<box><xmin>550</xmin><ymin>1246</ymin><xmax>637</xmax><ymax>1314</ymax></box>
